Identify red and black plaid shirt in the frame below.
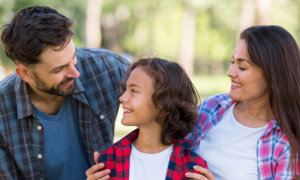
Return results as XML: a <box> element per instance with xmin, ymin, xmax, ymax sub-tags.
<box><xmin>99</xmin><ymin>129</ymin><xmax>207</xmax><ymax>180</ymax></box>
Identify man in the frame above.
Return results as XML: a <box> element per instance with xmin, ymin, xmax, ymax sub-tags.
<box><xmin>0</xmin><ymin>6</ymin><xmax>129</xmax><ymax>179</ymax></box>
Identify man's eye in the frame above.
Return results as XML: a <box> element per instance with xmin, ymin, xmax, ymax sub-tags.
<box><xmin>54</xmin><ymin>68</ymin><xmax>63</xmax><ymax>73</ymax></box>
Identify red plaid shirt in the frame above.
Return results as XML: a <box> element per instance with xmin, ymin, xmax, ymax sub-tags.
<box><xmin>99</xmin><ymin>129</ymin><xmax>207</xmax><ymax>180</ymax></box>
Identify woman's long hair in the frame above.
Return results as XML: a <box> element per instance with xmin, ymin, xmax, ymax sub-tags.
<box><xmin>241</xmin><ymin>25</ymin><xmax>300</xmax><ymax>177</ymax></box>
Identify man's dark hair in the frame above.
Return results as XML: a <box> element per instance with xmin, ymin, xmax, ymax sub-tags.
<box><xmin>1</xmin><ymin>6</ymin><xmax>74</xmax><ymax>65</ymax></box>
<box><xmin>125</xmin><ymin>58</ymin><xmax>200</xmax><ymax>145</ymax></box>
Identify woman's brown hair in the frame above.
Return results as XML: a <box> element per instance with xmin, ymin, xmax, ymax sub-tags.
<box><xmin>241</xmin><ymin>25</ymin><xmax>300</xmax><ymax>177</ymax></box>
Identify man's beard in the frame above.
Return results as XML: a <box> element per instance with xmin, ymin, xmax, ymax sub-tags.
<box><xmin>33</xmin><ymin>73</ymin><xmax>75</xmax><ymax>96</ymax></box>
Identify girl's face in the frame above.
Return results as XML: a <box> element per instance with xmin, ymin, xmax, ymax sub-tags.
<box><xmin>227</xmin><ymin>39</ymin><xmax>269</xmax><ymax>103</ymax></box>
<box><xmin>119</xmin><ymin>67</ymin><xmax>158</xmax><ymax>128</ymax></box>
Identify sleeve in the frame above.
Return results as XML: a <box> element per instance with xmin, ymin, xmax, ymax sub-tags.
<box><xmin>183</xmin><ymin>150</ymin><xmax>208</xmax><ymax>175</ymax></box>
<box><xmin>273</xmin><ymin>145</ymin><xmax>295</xmax><ymax>180</ymax></box>
<box><xmin>0</xmin><ymin>136</ymin><xmax>20</xmax><ymax>180</ymax></box>
<box><xmin>98</xmin><ymin>147</ymin><xmax>116</xmax><ymax>177</ymax></box>
<box><xmin>192</xmin><ymin>151</ymin><xmax>208</xmax><ymax>169</ymax></box>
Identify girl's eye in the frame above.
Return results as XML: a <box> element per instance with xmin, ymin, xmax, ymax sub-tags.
<box><xmin>239</xmin><ymin>67</ymin><xmax>246</xmax><ymax>71</ymax></box>
<box><xmin>131</xmin><ymin>89</ymin><xmax>138</xmax><ymax>93</ymax></box>
<box><xmin>230</xmin><ymin>60</ymin><xmax>234</xmax><ymax>64</ymax></box>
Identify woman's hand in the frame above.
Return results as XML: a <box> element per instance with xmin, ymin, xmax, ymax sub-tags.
<box><xmin>86</xmin><ymin>151</ymin><xmax>111</xmax><ymax>180</ymax></box>
<box><xmin>185</xmin><ymin>166</ymin><xmax>216</xmax><ymax>180</ymax></box>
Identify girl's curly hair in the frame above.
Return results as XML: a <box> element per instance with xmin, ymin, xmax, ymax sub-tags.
<box><xmin>125</xmin><ymin>58</ymin><xmax>200</xmax><ymax>145</ymax></box>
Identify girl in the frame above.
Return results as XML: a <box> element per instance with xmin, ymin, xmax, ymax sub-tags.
<box><xmin>88</xmin><ymin>58</ymin><xmax>207</xmax><ymax>180</ymax></box>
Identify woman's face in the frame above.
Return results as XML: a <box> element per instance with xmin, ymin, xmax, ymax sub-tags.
<box><xmin>227</xmin><ymin>39</ymin><xmax>269</xmax><ymax>103</ymax></box>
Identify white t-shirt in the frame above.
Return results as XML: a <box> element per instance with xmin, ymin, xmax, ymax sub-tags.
<box><xmin>196</xmin><ymin>103</ymin><xmax>268</xmax><ymax>180</ymax></box>
<box><xmin>129</xmin><ymin>144</ymin><xmax>173</xmax><ymax>180</ymax></box>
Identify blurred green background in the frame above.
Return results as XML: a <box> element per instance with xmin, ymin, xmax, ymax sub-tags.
<box><xmin>0</xmin><ymin>0</ymin><xmax>299</xmax><ymax>140</ymax></box>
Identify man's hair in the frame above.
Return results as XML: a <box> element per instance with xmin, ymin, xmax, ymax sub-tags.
<box><xmin>1</xmin><ymin>6</ymin><xmax>74</xmax><ymax>65</ymax></box>
<box><xmin>125</xmin><ymin>58</ymin><xmax>200</xmax><ymax>145</ymax></box>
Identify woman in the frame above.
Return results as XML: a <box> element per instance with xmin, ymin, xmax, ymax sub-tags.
<box><xmin>186</xmin><ymin>25</ymin><xmax>300</xmax><ymax>179</ymax></box>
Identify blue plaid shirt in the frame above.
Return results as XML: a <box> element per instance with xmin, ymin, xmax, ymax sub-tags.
<box><xmin>0</xmin><ymin>47</ymin><xmax>129</xmax><ymax>180</ymax></box>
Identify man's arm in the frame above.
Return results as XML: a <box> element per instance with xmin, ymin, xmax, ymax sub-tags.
<box><xmin>0</xmin><ymin>136</ymin><xmax>20</xmax><ymax>180</ymax></box>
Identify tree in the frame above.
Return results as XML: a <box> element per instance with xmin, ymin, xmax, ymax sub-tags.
<box><xmin>239</xmin><ymin>0</ymin><xmax>255</xmax><ymax>32</ymax></box>
<box><xmin>85</xmin><ymin>0</ymin><xmax>102</xmax><ymax>48</ymax></box>
<box><xmin>178</xmin><ymin>6</ymin><xmax>196</xmax><ymax>76</ymax></box>
<box><xmin>256</xmin><ymin>0</ymin><xmax>272</xmax><ymax>25</ymax></box>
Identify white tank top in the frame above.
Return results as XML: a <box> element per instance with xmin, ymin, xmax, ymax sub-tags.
<box><xmin>196</xmin><ymin>103</ymin><xmax>267</xmax><ymax>180</ymax></box>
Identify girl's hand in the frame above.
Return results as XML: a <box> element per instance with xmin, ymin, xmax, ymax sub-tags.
<box><xmin>185</xmin><ymin>166</ymin><xmax>216</xmax><ymax>180</ymax></box>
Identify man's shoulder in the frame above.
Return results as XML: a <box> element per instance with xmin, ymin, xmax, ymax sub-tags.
<box><xmin>0</xmin><ymin>73</ymin><xmax>18</xmax><ymax>95</ymax></box>
<box><xmin>76</xmin><ymin>47</ymin><xmax>129</xmax><ymax>65</ymax></box>
<box><xmin>75</xmin><ymin>47</ymin><xmax>129</xmax><ymax>81</ymax></box>
<box><xmin>0</xmin><ymin>73</ymin><xmax>19</xmax><ymax>128</ymax></box>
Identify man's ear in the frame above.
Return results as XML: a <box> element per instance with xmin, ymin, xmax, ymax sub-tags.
<box><xmin>15</xmin><ymin>64</ymin><xmax>32</xmax><ymax>83</ymax></box>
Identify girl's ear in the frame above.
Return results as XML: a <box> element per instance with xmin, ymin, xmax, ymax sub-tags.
<box><xmin>15</xmin><ymin>64</ymin><xmax>32</xmax><ymax>83</ymax></box>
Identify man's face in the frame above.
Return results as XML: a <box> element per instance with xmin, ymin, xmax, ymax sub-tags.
<box><xmin>28</xmin><ymin>40</ymin><xmax>80</xmax><ymax>96</ymax></box>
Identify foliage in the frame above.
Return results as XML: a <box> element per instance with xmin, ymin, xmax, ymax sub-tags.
<box><xmin>0</xmin><ymin>0</ymin><xmax>299</xmax><ymax>74</ymax></box>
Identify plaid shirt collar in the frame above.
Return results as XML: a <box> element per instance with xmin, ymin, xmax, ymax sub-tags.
<box><xmin>15</xmin><ymin>75</ymin><xmax>87</xmax><ymax>119</ymax></box>
<box><xmin>116</xmin><ymin>129</ymin><xmax>194</xmax><ymax>157</ymax></box>
<box><xmin>213</xmin><ymin>95</ymin><xmax>281</xmax><ymax>132</ymax></box>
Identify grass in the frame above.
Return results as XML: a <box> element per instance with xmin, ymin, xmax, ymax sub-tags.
<box><xmin>113</xmin><ymin>74</ymin><xmax>230</xmax><ymax>142</ymax></box>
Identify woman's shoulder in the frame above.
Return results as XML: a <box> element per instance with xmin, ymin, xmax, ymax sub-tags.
<box><xmin>199</xmin><ymin>93</ymin><xmax>232</xmax><ymax>110</ymax></box>
<box><xmin>203</xmin><ymin>93</ymin><xmax>231</xmax><ymax>103</ymax></box>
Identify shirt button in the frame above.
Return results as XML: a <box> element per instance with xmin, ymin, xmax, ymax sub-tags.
<box><xmin>37</xmin><ymin>125</ymin><xmax>42</xmax><ymax>131</ymax></box>
<box><xmin>258</xmin><ymin>140</ymin><xmax>262</xmax><ymax>145</ymax></box>
<box><xmin>100</xmin><ymin>115</ymin><xmax>105</xmax><ymax>119</ymax></box>
<box><xmin>37</xmin><ymin>154</ymin><xmax>43</xmax><ymax>159</ymax></box>
<box><xmin>258</xmin><ymin>161</ymin><xmax>263</xmax><ymax>166</ymax></box>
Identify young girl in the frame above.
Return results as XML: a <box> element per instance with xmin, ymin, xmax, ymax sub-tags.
<box><xmin>91</xmin><ymin>58</ymin><xmax>207</xmax><ymax>180</ymax></box>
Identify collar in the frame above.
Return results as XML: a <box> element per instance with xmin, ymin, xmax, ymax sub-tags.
<box><xmin>115</xmin><ymin>129</ymin><xmax>193</xmax><ymax>157</ymax></box>
<box><xmin>15</xmin><ymin>76</ymin><xmax>87</xmax><ymax>119</ymax></box>
<box><xmin>216</xmin><ymin>94</ymin><xmax>281</xmax><ymax>131</ymax></box>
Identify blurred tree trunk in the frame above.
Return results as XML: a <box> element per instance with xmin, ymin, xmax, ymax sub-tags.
<box><xmin>239</xmin><ymin>0</ymin><xmax>255</xmax><ymax>33</ymax></box>
<box><xmin>178</xmin><ymin>7</ymin><xmax>196</xmax><ymax>77</ymax></box>
<box><xmin>85</xmin><ymin>0</ymin><xmax>102</xmax><ymax>48</ymax></box>
<box><xmin>256</xmin><ymin>0</ymin><xmax>272</xmax><ymax>25</ymax></box>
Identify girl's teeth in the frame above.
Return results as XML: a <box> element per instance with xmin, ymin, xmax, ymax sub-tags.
<box><xmin>232</xmin><ymin>82</ymin><xmax>241</xmax><ymax>86</ymax></box>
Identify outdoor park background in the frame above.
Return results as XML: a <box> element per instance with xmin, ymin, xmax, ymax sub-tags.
<box><xmin>0</xmin><ymin>0</ymin><xmax>299</xmax><ymax>140</ymax></box>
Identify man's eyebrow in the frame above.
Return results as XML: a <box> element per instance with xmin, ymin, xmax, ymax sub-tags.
<box><xmin>49</xmin><ymin>64</ymin><xmax>67</xmax><ymax>73</ymax></box>
<box><xmin>49</xmin><ymin>48</ymin><xmax>77</xmax><ymax>73</ymax></box>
